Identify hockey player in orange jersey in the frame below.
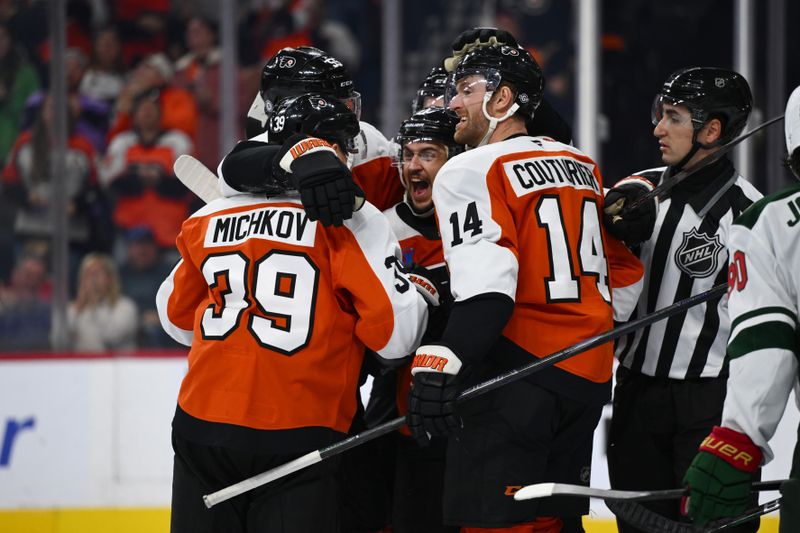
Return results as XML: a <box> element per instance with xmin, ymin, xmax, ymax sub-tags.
<box><xmin>404</xmin><ymin>29</ymin><xmax>643</xmax><ymax>532</ymax></box>
<box><xmin>157</xmin><ymin>94</ymin><xmax>431</xmax><ymax>533</ymax></box>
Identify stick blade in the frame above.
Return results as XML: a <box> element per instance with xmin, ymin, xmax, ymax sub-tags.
<box><xmin>513</xmin><ymin>482</ymin><xmax>557</xmax><ymax>501</ymax></box>
<box><xmin>173</xmin><ymin>154</ymin><xmax>222</xmax><ymax>204</ymax></box>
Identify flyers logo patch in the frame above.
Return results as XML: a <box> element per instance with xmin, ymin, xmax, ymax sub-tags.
<box><xmin>504</xmin><ymin>485</ymin><xmax>523</xmax><ymax>496</ymax></box>
<box><xmin>675</xmin><ymin>228</ymin><xmax>724</xmax><ymax>278</ymax></box>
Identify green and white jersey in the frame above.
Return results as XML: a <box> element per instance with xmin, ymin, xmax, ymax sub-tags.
<box><xmin>723</xmin><ymin>182</ymin><xmax>800</xmax><ymax>464</ymax></box>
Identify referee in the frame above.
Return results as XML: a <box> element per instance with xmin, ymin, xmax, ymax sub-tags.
<box><xmin>602</xmin><ymin>67</ymin><xmax>763</xmax><ymax>532</ymax></box>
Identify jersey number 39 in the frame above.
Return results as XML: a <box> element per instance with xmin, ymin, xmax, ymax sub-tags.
<box><xmin>199</xmin><ymin>250</ymin><xmax>319</xmax><ymax>355</ymax></box>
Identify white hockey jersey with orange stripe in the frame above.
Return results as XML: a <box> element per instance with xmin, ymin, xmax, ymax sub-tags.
<box><xmin>156</xmin><ymin>195</ymin><xmax>428</xmax><ymax>444</ymax></box>
<box><xmin>433</xmin><ymin>135</ymin><xmax>643</xmax><ymax>386</ymax></box>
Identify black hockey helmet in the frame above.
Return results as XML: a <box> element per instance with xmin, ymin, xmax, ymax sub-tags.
<box><xmin>652</xmin><ymin>67</ymin><xmax>752</xmax><ymax>144</ymax></box>
<box><xmin>411</xmin><ymin>66</ymin><xmax>449</xmax><ymax>113</ymax></box>
<box><xmin>446</xmin><ymin>44</ymin><xmax>544</xmax><ymax>120</ymax></box>
<box><xmin>268</xmin><ymin>93</ymin><xmax>360</xmax><ymax>151</ymax></box>
<box><xmin>260</xmin><ymin>46</ymin><xmax>360</xmax><ymax>118</ymax></box>
<box><xmin>264</xmin><ymin>94</ymin><xmax>360</xmax><ymax>195</ymax></box>
<box><xmin>396</xmin><ymin>107</ymin><xmax>464</xmax><ymax>160</ymax></box>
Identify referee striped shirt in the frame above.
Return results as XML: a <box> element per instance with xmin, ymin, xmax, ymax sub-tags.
<box><xmin>616</xmin><ymin>157</ymin><xmax>762</xmax><ymax>379</ymax></box>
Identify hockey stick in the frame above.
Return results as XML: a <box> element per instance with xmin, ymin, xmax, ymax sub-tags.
<box><xmin>605</xmin><ymin>497</ymin><xmax>781</xmax><ymax>533</ymax></box>
<box><xmin>202</xmin><ymin>282</ymin><xmax>728</xmax><ymax>508</ymax></box>
<box><xmin>607</xmin><ymin>114</ymin><xmax>784</xmax><ymax>216</ymax></box>
<box><xmin>513</xmin><ymin>479</ymin><xmax>787</xmax><ymax>502</ymax></box>
<box><xmin>173</xmin><ymin>154</ymin><xmax>222</xmax><ymax>203</ymax></box>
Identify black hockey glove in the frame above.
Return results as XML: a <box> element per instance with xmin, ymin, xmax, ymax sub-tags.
<box><xmin>444</xmin><ymin>27</ymin><xmax>519</xmax><ymax>71</ymax></box>
<box><xmin>603</xmin><ymin>176</ymin><xmax>657</xmax><ymax>247</ymax></box>
<box><xmin>407</xmin><ymin>344</ymin><xmax>464</xmax><ymax>446</ymax></box>
<box><xmin>276</xmin><ymin>133</ymin><xmax>365</xmax><ymax>227</ymax></box>
<box><xmin>405</xmin><ymin>263</ymin><xmax>450</xmax><ymax>308</ymax></box>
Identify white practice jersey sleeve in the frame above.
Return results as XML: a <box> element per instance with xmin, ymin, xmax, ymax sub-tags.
<box><xmin>723</xmin><ymin>185</ymin><xmax>800</xmax><ymax>464</ymax></box>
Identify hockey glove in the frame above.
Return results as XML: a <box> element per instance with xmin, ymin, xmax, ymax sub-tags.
<box><xmin>444</xmin><ymin>27</ymin><xmax>519</xmax><ymax>71</ymax></box>
<box><xmin>407</xmin><ymin>344</ymin><xmax>464</xmax><ymax>446</ymax></box>
<box><xmin>602</xmin><ymin>176</ymin><xmax>657</xmax><ymax>246</ymax></box>
<box><xmin>276</xmin><ymin>133</ymin><xmax>365</xmax><ymax>227</ymax></box>
<box><xmin>404</xmin><ymin>263</ymin><xmax>452</xmax><ymax>343</ymax></box>
<box><xmin>682</xmin><ymin>426</ymin><xmax>762</xmax><ymax>527</ymax></box>
<box><xmin>405</xmin><ymin>263</ymin><xmax>446</xmax><ymax>308</ymax></box>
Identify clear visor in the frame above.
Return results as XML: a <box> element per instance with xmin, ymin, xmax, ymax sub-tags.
<box><xmin>651</xmin><ymin>94</ymin><xmax>700</xmax><ymax>128</ymax></box>
<box><xmin>392</xmin><ymin>138</ymin><xmax>448</xmax><ymax>167</ymax></box>
<box><xmin>342</xmin><ymin>91</ymin><xmax>362</xmax><ymax>121</ymax></box>
<box><xmin>444</xmin><ymin>69</ymin><xmax>502</xmax><ymax>109</ymax></box>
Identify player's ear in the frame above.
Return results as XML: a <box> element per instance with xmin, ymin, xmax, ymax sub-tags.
<box><xmin>699</xmin><ymin>117</ymin><xmax>723</xmax><ymax>145</ymax></box>
<box><xmin>491</xmin><ymin>84</ymin><xmax>516</xmax><ymax>114</ymax></box>
<box><xmin>330</xmin><ymin>143</ymin><xmax>348</xmax><ymax>163</ymax></box>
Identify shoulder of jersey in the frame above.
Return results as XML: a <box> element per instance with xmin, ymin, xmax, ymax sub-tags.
<box><xmin>189</xmin><ymin>194</ymin><xmax>301</xmax><ymax>219</ymax></box>
<box><xmin>734</xmin><ymin>181</ymin><xmax>800</xmax><ymax>230</ymax></box>
<box><xmin>350</xmin><ymin>121</ymin><xmax>398</xmax><ymax>166</ymax></box>
<box><xmin>438</xmin><ymin>135</ymin><xmax>586</xmax><ymax>177</ymax></box>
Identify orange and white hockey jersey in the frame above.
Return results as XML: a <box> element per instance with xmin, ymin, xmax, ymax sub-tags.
<box><xmin>157</xmin><ymin>195</ymin><xmax>428</xmax><ymax>452</ymax></box>
<box><xmin>433</xmin><ymin>135</ymin><xmax>643</xmax><ymax>394</ymax></box>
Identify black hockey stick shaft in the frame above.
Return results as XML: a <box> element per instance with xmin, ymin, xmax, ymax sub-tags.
<box><xmin>622</xmin><ymin>114</ymin><xmax>784</xmax><ymax>213</ymax></box>
<box><xmin>203</xmin><ymin>283</ymin><xmax>727</xmax><ymax>508</ymax></box>
<box><xmin>606</xmin><ymin>496</ymin><xmax>781</xmax><ymax>533</ymax></box>
<box><xmin>606</xmin><ymin>479</ymin><xmax>785</xmax><ymax>502</ymax></box>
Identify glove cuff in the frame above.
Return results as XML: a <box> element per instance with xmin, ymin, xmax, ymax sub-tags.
<box><xmin>615</xmin><ymin>175</ymin><xmax>656</xmax><ymax>192</ymax></box>
<box><xmin>411</xmin><ymin>345</ymin><xmax>462</xmax><ymax>376</ymax></box>
<box><xmin>408</xmin><ymin>271</ymin><xmax>440</xmax><ymax>307</ymax></box>
<box><xmin>277</xmin><ymin>135</ymin><xmax>338</xmax><ymax>173</ymax></box>
<box><xmin>699</xmin><ymin>426</ymin><xmax>762</xmax><ymax>473</ymax></box>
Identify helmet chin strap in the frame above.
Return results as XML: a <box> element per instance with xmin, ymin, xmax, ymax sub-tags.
<box><xmin>474</xmin><ymin>92</ymin><xmax>519</xmax><ymax>148</ymax></box>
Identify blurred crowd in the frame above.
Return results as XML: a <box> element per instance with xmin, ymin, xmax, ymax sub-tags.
<box><xmin>0</xmin><ymin>0</ymin><xmax>366</xmax><ymax>352</ymax></box>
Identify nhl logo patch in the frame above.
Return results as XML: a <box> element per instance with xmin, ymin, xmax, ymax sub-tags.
<box><xmin>675</xmin><ymin>228</ymin><xmax>724</xmax><ymax>278</ymax></box>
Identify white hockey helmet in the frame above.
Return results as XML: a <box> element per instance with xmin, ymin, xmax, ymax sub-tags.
<box><xmin>785</xmin><ymin>85</ymin><xmax>800</xmax><ymax>156</ymax></box>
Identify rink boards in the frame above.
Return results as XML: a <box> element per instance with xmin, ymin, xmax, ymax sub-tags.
<box><xmin>0</xmin><ymin>352</ymin><xmax>791</xmax><ymax>532</ymax></box>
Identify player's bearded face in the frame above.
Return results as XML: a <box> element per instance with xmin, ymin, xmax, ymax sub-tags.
<box><xmin>450</xmin><ymin>75</ymin><xmax>490</xmax><ymax>147</ymax></box>
<box><xmin>401</xmin><ymin>141</ymin><xmax>448</xmax><ymax>213</ymax></box>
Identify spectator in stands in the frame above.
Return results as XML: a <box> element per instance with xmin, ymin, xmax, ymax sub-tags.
<box><xmin>67</xmin><ymin>252</ymin><xmax>138</xmax><ymax>352</ymax></box>
<box><xmin>108</xmin><ymin>52</ymin><xmax>197</xmax><ymax>143</ymax></box>
<box><xmin>118</xmin><ymin>226</ymin><xmax>175</xmax><ymax>347</ymax></box>
<box><xmin>79</xmin><ymin>26</ymin><xmax>126</xmax><ymax>106</ymax></box>
<box><xmin>2</xmin><ymin>94</ymin><xmax>109</xmax><ymax>272</ymax></box>
<box><xmin>101</xmin><ymin>88</ymin><xmax>193</xmax><ymax>249</ymax></box>
<box><xmin>0</xmin><ymin>253</ymin><xmax>51</xmax><ymax>351</ymax></box>
<box><xmin>173</xmin><ymin>16</ymin><xmax>250</xmax><ymax>170</ymax></box>
<box><xmin>111</xmin><ymin>0</ymin><xmax>170</xmax><ymax>66</ymax></box>
<box><xmin>0</xmin><ymin>21</ymin><xmax>39</xmax><ymax>166</ymax></box>
<box><xmin>23</xmin><ymin>48</ymin><xmax>112</xmax><ymax>153</ymax></box>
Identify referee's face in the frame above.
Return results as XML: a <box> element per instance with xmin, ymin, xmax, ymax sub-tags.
<box><xmin>653</xmin><ymin>103</ymin><xmax>695</xmax><ymax>166</ymax></box>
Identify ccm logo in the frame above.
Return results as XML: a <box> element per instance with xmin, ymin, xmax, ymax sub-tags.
<box><xmin>413</xmin><ymin>353</ymin><xmax>448</xmax><ymax>372</ymax></box>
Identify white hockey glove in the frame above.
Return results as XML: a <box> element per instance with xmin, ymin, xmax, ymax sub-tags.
<box><xmin>444</xmin><ymin>27</ymin><xmax>519</xmax><ymax>71</ymax></box>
